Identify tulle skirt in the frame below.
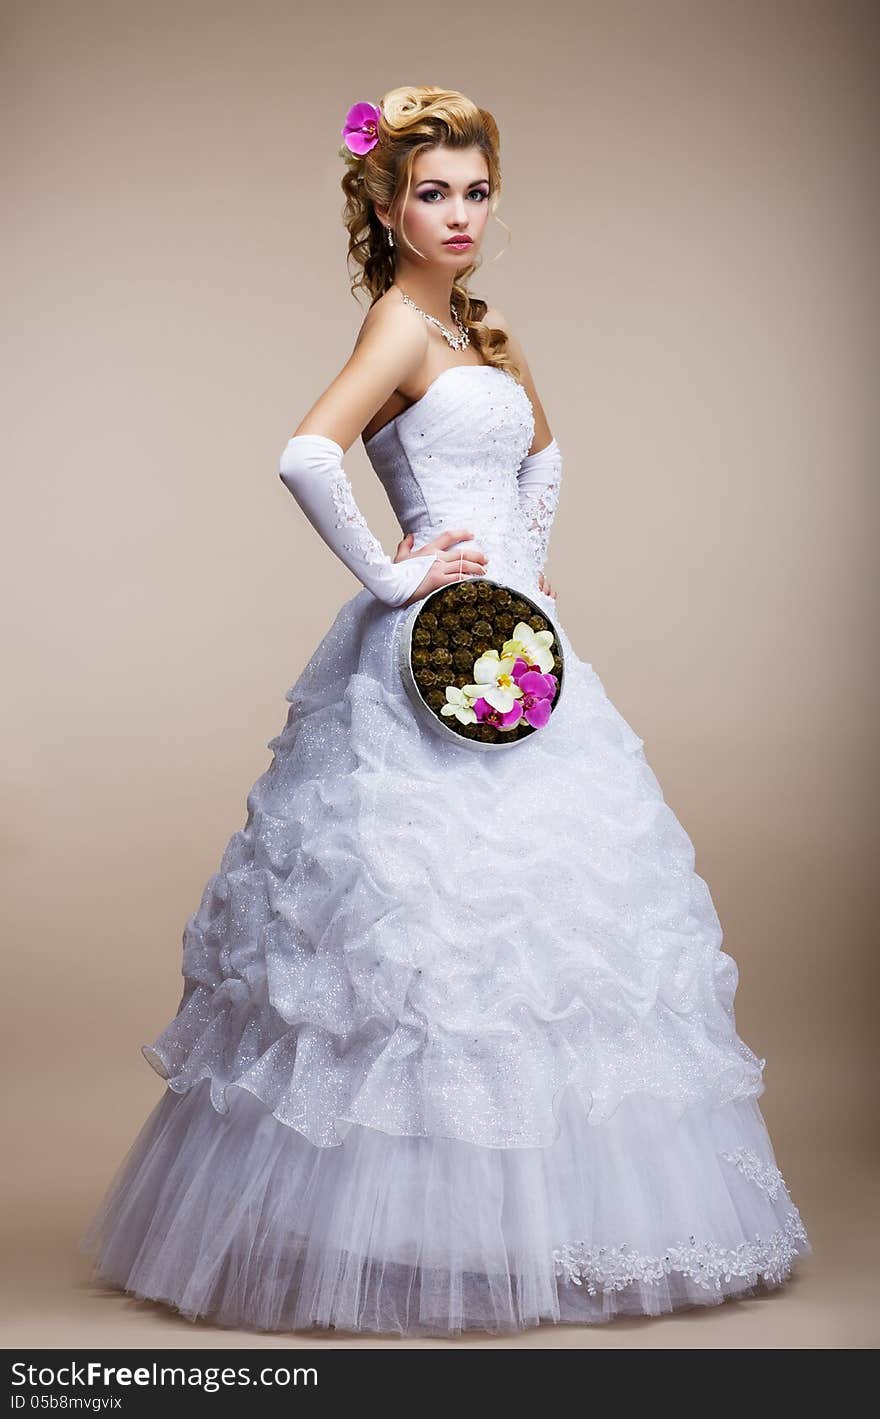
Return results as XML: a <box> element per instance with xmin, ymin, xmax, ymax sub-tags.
<box><xmin>80</xmin><ymin>588</ymin><xmax>811</xmax><ymax>1335</ymax></box>
<box><xmin>79</xmin><ymin>1074</ymin><xmax>809</xmax><ymax>1336</ymax></box>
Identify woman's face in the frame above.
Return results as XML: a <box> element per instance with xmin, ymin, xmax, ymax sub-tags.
<box><xmin>396</xmin><ymin>145</ymin><xmax>491</xmax><ymax>266</ymax></box>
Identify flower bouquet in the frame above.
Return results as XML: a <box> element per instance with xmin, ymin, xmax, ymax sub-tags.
<box><xmin>397</xmin><ymin>578</ymin><xmax>565</xmax><ymax>750</ymax></box>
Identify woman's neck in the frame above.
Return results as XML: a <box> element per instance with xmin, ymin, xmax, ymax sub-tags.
<box><xmin>390</xmin><ymin>273</ymin><xmax>458</xmax><ymax>327</ymax></box>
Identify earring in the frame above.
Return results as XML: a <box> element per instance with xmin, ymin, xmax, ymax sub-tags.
<box><xmin>386</xmin><ymin>226</ymin><xmax>394</xmax><ymax>248</ymax></box>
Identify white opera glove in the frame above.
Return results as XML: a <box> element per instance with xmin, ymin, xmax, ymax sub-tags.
<box><xmin>516</xmin><ymin>436</ymin><xmax>562</xmax><ymax>579</ymax></box>
<box><xmin>278</xmin><ymin>433</ymin><xmax>440</xmax><ymax>608</ymax></box>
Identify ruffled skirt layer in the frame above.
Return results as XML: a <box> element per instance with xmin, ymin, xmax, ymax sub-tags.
<box><xmin>80</xmin><ymin>588</ymin><xmax>811</xmax><ymax>1335</ymax></box>
<box><xmin>80</xmin><ymin>1075</ymin><xmax>809</xmax><ymax>1336</ymax></box>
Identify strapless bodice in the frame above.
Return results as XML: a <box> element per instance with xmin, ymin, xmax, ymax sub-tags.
<box><xmin>363</xmin><ymin>364</ymin><xmax>542</xmax><ymax>599</ymax></box>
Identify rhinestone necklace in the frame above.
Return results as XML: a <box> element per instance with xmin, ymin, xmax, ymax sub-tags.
<box><xmin>397</xmin><ymin>289</ymin><xmax>470</xmax><ymax>351</ymax></box>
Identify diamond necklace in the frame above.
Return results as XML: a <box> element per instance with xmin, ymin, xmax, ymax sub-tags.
<box><xmin>397</xmin><ymin>289</ymin><xmax>470</xmax><ymax>351</ymax></box>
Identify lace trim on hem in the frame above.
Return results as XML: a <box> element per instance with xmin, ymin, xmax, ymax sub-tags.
<box><xmin>719</xmin><ymin>1146</ymin><xmax>788</xmax><ymax>1201</ymax></box>
<box><xmin>552</xmin><ymin>1209</ymin><xmax>808</xmax><ymax>1293</ymax></box>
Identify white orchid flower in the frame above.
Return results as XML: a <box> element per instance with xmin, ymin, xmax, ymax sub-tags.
<box><xmin>440</xmin><ymin>684</ymin><xmax>478</xmax><ymax>724</ymax></box>
<box><xmin>463</xmin><ymin>650</ymin><xmax>525</xmax><ymax>713</ymax></box>
<box><xmin>502</xmin><ymin>620</ymin><xmax>556</xmax><ymax>674</ymax></box>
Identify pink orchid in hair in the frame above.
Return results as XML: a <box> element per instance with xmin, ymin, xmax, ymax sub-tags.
<box><xmin>341</xmin><ymin>101</ymin><xmax>382</xmax><ymax>156</ymax></box>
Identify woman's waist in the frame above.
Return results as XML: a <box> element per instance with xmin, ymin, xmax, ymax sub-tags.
<box><xmin>409</xmin><ymin>514</ymin><xmax>535</xmax><ymax>581</ymax></box>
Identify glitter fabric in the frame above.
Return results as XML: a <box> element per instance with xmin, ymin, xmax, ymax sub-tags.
<box><xmin>80</xmin><ymin>364</ymin><xmax>811</xmax><ymax>1335</ymax></box>
<box><xmin>365</xmin><ymin>365</ymin><xmax>543</xmax><ymax>596</ymax></box>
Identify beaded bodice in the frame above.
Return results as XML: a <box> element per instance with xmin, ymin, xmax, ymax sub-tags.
<box><xmin>363</xmin><ymin>364</ymin><xmax>543</xmax><ymax>598</ymax></box>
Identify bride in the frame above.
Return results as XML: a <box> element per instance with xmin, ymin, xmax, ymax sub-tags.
<box><xmin>79</xmin><ymin>84</ymin><xmax>811</xmax><ymax>1337</ymax></box>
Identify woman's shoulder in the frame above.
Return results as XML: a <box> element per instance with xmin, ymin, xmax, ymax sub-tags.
<box><xmin>481</xmin><ymin>303</ymin><xmax>529</xmax><ymax>373</ymax></box>
<box><xmin>356</xmin><ymin>288</ymin><xmax>428</xmax><ymax>351</ymax></box>
<box><xmin>481</xmin><ymin>303</ymin><xmax>511</xmax><ymax>334</ymax></box>
<box><xmin>479</xmin><ymin>305</ymin><xmax>553</xmax><ymax>450</ymax></box>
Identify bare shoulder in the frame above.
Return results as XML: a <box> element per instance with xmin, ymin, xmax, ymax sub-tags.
<box><xmin>355</xmin><ymin>286</ymin><xmax>429</xmax><ymax>355</ymax></box>
<box><xmin>291</xmin><ymin>290</ymin><xmax>428</xmax><ymax>452</ymax></box>
<box><xmin>482</xmin><ymin>305</ymin><xmax>553</xmax><ymax>455</ymax></box>
<box><xmin>482</xmin><ymin>304</ymin><xmax>511</xmax><ymax>335</ymax></box>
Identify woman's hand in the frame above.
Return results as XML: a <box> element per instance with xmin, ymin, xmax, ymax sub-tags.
<box><xmin>538</xmin><ymin>571</ymin><xmax>558</xmax><ymax>600</ymax></box>
<box><xmin>393</xmin><ymin>529</ymin><xmax>489</xmax><ymax>607</ymax></box>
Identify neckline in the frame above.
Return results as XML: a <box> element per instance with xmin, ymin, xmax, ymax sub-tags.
<box><xmin>363</xmin><ymin>364</ymin><xmax>509</xmax><ymax>448</ymax></box>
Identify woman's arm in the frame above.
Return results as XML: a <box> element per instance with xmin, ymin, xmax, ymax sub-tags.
<box><xmin>291</xmin><ymin>298</ymin><xmax>427</xmax><ymax>453</ymax></box>
<box><xmin>278</xmin><ymin>300</ymin><xmax>488</xmax><ymax>607</ymax></box>
<box><xmin>482</xmin><ymin>305</ymin><xmax>554</xmax><ymax>458</ymax></box>
<box><xmin>483</xmin><ymin>306</ymin><xmax>562</xmax><ymax>590</ymax></box>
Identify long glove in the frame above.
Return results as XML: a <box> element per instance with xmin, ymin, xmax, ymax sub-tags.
<box><xmin>278</xmin><ymin>433</ymin><xmax>439</xmax><ymax>607</ymax></box>
<box><xmin>516</xmin><ymin>436</ymin><xmax>562</xmax><ymax>578</ymax></box>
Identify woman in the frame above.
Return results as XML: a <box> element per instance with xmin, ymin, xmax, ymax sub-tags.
<box><xmin>80</xmin><ymin>85</ymin><xmax>811</xmax><ymax>1337</ymax></box>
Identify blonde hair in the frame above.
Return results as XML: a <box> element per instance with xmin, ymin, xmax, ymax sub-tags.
<box><xmin>340</xmin><ymin>85</ymin><xmax>520</xmax><ymax>380</ymax></box>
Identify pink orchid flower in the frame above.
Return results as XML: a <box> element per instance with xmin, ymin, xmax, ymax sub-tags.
<box><xmin>513</xmin><ymin>668</ymin><xmax>557</xmax><ymax>728</ymax></box>
<box><xmin>342</xmin><ymin>101</ymin><xmax>382</xmax><ymax>155</ymax></box>
<box><xmin>468</xmin><ymin>655</ymin><xmax>558</xmax><ymax>733</ymax></box>
<box><xmin>473</xmin><ymin>697</ymin><xmax>523</xmax><ymax>731</ymax></box>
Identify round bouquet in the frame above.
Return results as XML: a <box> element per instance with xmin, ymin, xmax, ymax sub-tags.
<box><xmin>398</xmin><ymin>578</ymin><xmax>565</xmax><ymax>750</ymax></box>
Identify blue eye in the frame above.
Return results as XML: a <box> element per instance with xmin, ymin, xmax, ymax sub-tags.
<box><xmin>420</xmin><ymin>188</ymin><xmax>489</xmax><ymax>202</ymax></box>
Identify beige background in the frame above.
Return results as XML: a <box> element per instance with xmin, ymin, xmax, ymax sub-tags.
<box><xmin>2</xmin><ymin>0</ymin><xmax>877</xmax><ymax>1348</ymax></box>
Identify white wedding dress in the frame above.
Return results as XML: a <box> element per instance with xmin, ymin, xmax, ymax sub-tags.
<box><xmin>80</xmin><ymin>364</ymin><xmax>811</xmax><ymax>1335</ymax></box>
